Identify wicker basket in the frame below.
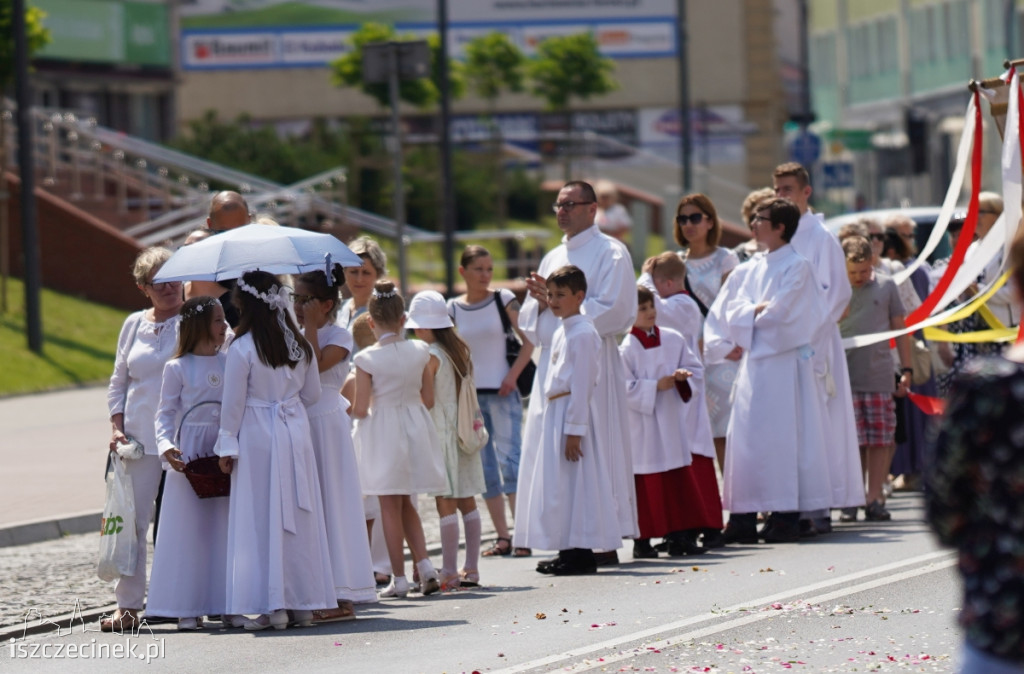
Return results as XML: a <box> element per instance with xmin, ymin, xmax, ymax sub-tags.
<box><xmin>183</xmin><ymin>456</ymin><xmax>231</xmax><ymax>499</ymax></box>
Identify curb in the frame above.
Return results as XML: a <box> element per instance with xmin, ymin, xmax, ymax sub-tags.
<box><xmin>0</xmin><ymin>511</ymin><xmax>102</xmax><ymax>548</ymax></box>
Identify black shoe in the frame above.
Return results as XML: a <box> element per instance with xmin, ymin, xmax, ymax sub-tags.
<box><xmin>813</xmin><ymin>516</ymin><xmax>833</xmax><ymax>534</ymax></box>
<box><xmin>546</xmin><ymin>559</ymin><xmax>597</xmax><ymax>575</ymax></box>
<box><xmin>536</xmin><ymin>555</ymin><xmax>560</xmax><ymax>573</ymax></box>
<box><xmin>632</xmin><ymin>538</ymin><xmax>658</xmax><ymax>559</ymax></box>
<box><xmin>594</xmin><ymin>550</ymin><xmax>619</xmax><ymax>567</ymax></box>
<box><xmin>667</xmin><ymin>537</ymin><xmax>707</xmax><ymax>557</ymax></box>
<box><xmin>653</xmin><ymin>540</ymin><xmax>669</xmax><ymax>553</ymax></box>
<box><xmin>758</xmin><ymin>519</ymin><xmax>776</xmax><ymax>540</ymax></box>
<box><xmin>701</xmin><ymin>529</ymin><xmax>726</xmax><ymax>549</ymax></box>
<box><xmin>722</xmin><ymin>521</ymin><xmax>759</xmax><ymax>545</ymax></box>
<box><xmin>838</xmin><ymin>507</ymin><xmax>858</xmax><ymax>523</ymax></box>
<box><xmin>763</xmin><ymin>519</ymin><xmax>801</xmax><ymax>543</ymax></box>
<box><xmin>798</xmin><ymin>518</ymin><xmax>818</xmax><ymax>538</ymax></box>
<box><xmin>864</xmin><ymin>500</ymin><xmax>892</xmax><ymax>521</ymax></box>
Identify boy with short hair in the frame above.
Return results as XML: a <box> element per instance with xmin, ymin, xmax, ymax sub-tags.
<box><xmin>839</xmin><ymin>236</ymin><xmax>913</xmax><ymax>522</ymax></box>
<box><xmin>641</xmin><ymin>252</ymin><xmax>703</xmax><ymax>353</ymax></box>
<box><xmin>621</xmin><ymin>285</ymin><xmax>720</xmax><ymax>558</ymax></box>
<box><xmin>516</xmin><ymin>265</ymin><xmax>622</xmax><ymax>575</ymax></box>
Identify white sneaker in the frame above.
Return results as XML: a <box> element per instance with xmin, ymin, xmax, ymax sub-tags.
<box><xmin>223</xmin><ymin>614</ymin><xmax>248</xmax><ymax>628</ymax></box>
<box><xmin>177</xmin><ymin>617</ymin><xmax>202</xmax><ymax>631</ymax></box>
<box><xmin>378</xmin><ymin>576</ymin><xmax>410</xmax><ymax>598</ymax></box>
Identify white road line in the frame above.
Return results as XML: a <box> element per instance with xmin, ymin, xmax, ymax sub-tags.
<box><xmin>492</xmin><ymin>549</ymin><xmax>956</xmax><ymax>674</ymax></box>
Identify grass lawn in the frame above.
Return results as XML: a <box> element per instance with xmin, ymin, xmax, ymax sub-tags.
<box><xmin>0</xmin><ymin>278</ymin><xmax>128</xmax><ymax>397</ymax></box>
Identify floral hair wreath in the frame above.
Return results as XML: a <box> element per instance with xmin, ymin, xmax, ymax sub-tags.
<box><xmin>373</xmin><ymin>287</ymin><xmax>397</xmax><ymax>300</ymax></box>
<box><xmin>181</xmin><ymin>298</ymin><xmax>220</xmax><ymax>321</ymax></box>
<box><xmin>238</xmin><ymin>272</ymin><xmax>304</xmax><ymax>362</ymax></box>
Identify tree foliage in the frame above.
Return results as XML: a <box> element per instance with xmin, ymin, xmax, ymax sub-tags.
<box><xmin>329</xmin><ymin>22</ymin><xmax>463</xmax><ymax>109</ymax></box>
<box><xmin>527</xmin><ymin>32</ymin><xmax>616</xmax><ymax>111</ymax></box>
<box><xmin>0</xmin><ymin>1</ymin><xmax>51</xmax><ymax>89</ymax></box>
<box><xmin>464</xmin><ymin>31</ymin><xmax>525</xmax><ymax>103</ymax></box>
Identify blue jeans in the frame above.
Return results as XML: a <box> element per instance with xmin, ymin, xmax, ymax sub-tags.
<box><xmin>960</xmin><ymin>643</ymin><xmax>1024</xmax><ymax>674</ymax></box>
<box><xmin>477</xmin><ymin>390</ymin><xmax>523</xmax><ymax>500</ymax></box>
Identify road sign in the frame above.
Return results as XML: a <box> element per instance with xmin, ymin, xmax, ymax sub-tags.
<box><xmin>789</xmin><ymin>131</ymin><xmax>821</xmax><ymax>166</ymax></box>
<box><xmin>822</xmin><ymin>161</ymin><xmax>855</xmax><ymax>189</ymax></box>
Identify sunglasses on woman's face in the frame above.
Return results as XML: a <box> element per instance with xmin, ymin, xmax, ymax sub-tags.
<box><xmin>676</xmin><ymin>212</ymin><xmax>706</xmax><ymax>226</ymax></box>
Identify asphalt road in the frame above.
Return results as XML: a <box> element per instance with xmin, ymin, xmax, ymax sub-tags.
<box><xmin>3</xmin><ymin>493</ymin><xmax>962</xmax><ymax>673</ymax></box>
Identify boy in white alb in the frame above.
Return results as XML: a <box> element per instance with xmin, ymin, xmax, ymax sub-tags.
<box><xmin>721</xmin><ymin>198</ymin><xmax>833</xmax><ymax>544</ymax></box>
<box><xmin>516</xmin><ymin>265</ymin><xmax>622</xmax><ymax>575</ymax></box>
<box><xmin>639</xmin><ymin>252</ymin><xmax>703</xmax><ymax>354</ymax></box>
<box><xmin>621</xmin><ymin>285</ymin><xmax>715</xmax><ymax>558</ymax></box>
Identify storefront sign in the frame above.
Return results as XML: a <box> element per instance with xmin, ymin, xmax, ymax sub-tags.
<box><xmin>31</xmin><ymin>0</ymin><xmax>171</xmax><ymax>67</ymax></box>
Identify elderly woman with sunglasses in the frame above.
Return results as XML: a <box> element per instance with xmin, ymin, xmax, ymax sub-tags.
<box><xmin>670</xmin><ymin>194</ymin><xmax>739</xmax><ymax>487</ymax></box>
<box><xmin>103</xmin><ymin>246</ymin><xmax>184</xmax><ymax>632</ymax></box>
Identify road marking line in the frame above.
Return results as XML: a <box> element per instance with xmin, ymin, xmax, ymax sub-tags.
<box><xmin>493</xmin><ymin>549</ymin><xmax>955</xmax><ymax>673</ymax></box>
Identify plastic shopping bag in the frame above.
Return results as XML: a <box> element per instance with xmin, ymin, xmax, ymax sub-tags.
<box><xmin>96</xmin><ymin>455</ymin><xmax>137</xmax><ymax>582</ymax></box>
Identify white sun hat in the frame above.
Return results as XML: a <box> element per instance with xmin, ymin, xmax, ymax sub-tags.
<box><xmin>406</xmin><ymin>290</ymin><xmax>454</xmax><ymax>329</ymax></box>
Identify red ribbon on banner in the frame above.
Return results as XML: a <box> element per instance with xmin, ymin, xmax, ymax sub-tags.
<box><xmin>908</xmin><ymin>392</ymin><xmax>945</xmax><ymax>416</ymax></box>
<box><xmin>905</xmin><ymin>89</ymin><xmax>983</xmax><ymax>329</ymax></box>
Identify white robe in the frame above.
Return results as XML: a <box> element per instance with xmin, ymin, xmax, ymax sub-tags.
<box><xmin>518</xmin><ymin>224</ymin><xmax>639</xmax><ymax>539</ymax></box>
<box><xmin>215</xmin><ymin>335</ymin><xmax>337</xmax><ymax>615</ymax></box>
<box><xmin>722</xmin><ymin>245</ymin><xmax>834</xmax><ymax>514</ymax></box>
<box><xmin>515</xmin><ymin>315</ymin><xmax>622</xmax><ymax>552</ymax></box>
<box><xmin>147</xmin><ymin>353</ymin><xmax>230</xmax><ymax>618</ymax></box>
<box><xmin>790</xmin><ymin>212</ymin><xmax>864</xmax><ymax>510</ymax></box>
<box><xmin>619</xmin><ymin>327</ymin><xmax>710</xmax><ymax>474</ymax></box>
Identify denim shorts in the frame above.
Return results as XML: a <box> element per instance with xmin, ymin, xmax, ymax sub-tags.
<box><xmin>477</xmin><ymin>390</ymin><xmax>523</xmax><ymax>499</ymax></box>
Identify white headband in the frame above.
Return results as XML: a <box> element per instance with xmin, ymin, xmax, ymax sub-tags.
<box><xmin>238</xmin><ymin>275</ymin><xmax>303</xmax><ymax>362</ymax></box>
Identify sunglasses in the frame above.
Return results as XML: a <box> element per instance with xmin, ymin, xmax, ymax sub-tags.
<box><xmin>869</xmin><ymin>233</ymin><xmax>885</xmax><ymax>241</ymax></box>
<box><xmin>675</xmin><ymin>212</ymin><xmax>706</xmax><ymax>226</ymax></box>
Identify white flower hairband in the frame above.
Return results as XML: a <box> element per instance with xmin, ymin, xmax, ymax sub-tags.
<box><xmin>373</xmin><ymin>288</ymin><xmax>397</xmax><ymax>299</ymax></box>
<box><xmin>238</xmin><ymin>273</ymin><xmax>304</xmax><ymax>362</ymax></box>
<box><xmin>181</xmin><ymin>298</ymin><xmax>220</xmax><ymax>321</ymax></box>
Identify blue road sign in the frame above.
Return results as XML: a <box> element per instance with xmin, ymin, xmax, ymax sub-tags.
<box><xmin>789</xmin><ymin>131</ymin><xmax>822</xmax><ymax>166</ymax></box>
<box><xmin>822</xmin><ymin>161</ymin><xmax>855</xmax><ymax>189</ymax></box>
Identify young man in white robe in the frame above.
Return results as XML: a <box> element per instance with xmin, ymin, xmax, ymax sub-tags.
<box><xmin>721</xmin><ymin>198</ymin><xmax>834</xmax><ymax>544</ymax></box>
<box><xmin>773</xmin><ymin>163</ymin><xmax>864</xmax><ymax>534</ymax></box>
<box><xmin>518</xmin><ymin>181</ymin><xmax>639</xmax><ymax>569</ymax></box>
<box><xmin>518</xmin><ymin>265</ymin><xmax>622</xmax><ymax>575</ymax></box>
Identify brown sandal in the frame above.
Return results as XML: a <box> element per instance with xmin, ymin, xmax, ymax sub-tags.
<box><xmin>100</xmin><ymin>609</ymin><xmax>139</xmax><ymax>633</ymax></box>
<box><xmin>482</xmin><ymin>536</ymin><xmax>512</xmax><ymax>557</ymax></box>
<box><xmin>312</xmin><ymin>604</ymin><xmax>356</xmax><ymax>624</ymax></box>
<box><xmin>513</xmin><ymin>547</ymin><xmax>533</xmax><ymax>557</ymax></box>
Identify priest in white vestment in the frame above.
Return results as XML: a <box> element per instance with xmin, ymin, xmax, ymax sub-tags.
<box><xmin>721</xmin><ymin>198</ymin><xmax>834</xmax><ymax>544</ymax></box>
<box><xmin>517</xmin><ymin>181</ymin><xmax>640</xmax><ymax>563</ymax></box>
<box><xmin>774</xmin><ymin>163</ymin><xmax>865</xmax><ymax>526</ymax></box>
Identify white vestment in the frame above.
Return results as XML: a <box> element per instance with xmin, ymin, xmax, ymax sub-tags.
<box><xmin>215</xmin><ymin>336</ymin><xmax>337</xmax><ymax>615</ymax></box>
<box><xmin>518</xmin><ymin>224</ymin><xmax>639</xmax><ymax>539</ymax></box>
<box><xmin>722</xmin><ymin>245</ymin><xmax>834</xmax><ymax>514</ymax></box>
<box><xmin>515</xmin><ymin>315</ymin><xmax>623</xmax><ymax>552</ymax></box>
<box><xmin>790</xmin><ymin>212</ymin><xmax>864</xmax><ymax>509</ymax></box>
<box><xmin>620</xmin><ymin>326</ymin><xmax>712</xmax><ymax>474</ymax></box>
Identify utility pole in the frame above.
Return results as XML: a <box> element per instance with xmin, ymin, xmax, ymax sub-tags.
<box><xmin>438</xmin><ymin>0</ymin><xmax>456</xmax><ymax>297</ymax></box>
<box><xmin>676</xmin><ymin>0</ymin><xmax>692</xmax><ymax>192</ymax></box>
<box><xmin>14</xmin><ymin>0</ymin><xmax>42</xmax><ymax>353</ymax></box>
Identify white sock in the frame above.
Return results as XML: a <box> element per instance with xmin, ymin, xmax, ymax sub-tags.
<box><xmin>416</xmin><ymin>557</ymin><xmax>437</xmax><ymax>581</ymax></box>
<box><xmin>439</xmin><ymin>514</ymin><xmax>460</xmax><ymax>577</ymax></box>
<box><xmin>462</xmin><ymin>509</ymin><xmax>482</xmax><ymax>571</ymax></box>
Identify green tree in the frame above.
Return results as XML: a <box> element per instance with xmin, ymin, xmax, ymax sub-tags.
<box><xmin>527</xmin><ymin>33</ymin><xmax>617</xmax><ymax>178</ymax></box>
<box><xmin>0</xmin><ymin>0</ymin><xmax>50</xmax><ymax>314</ymax></box>
<box><xmin>463</xmin><ymin>32</ymin><xmax>526</xmax><ymax>229</ymax></box>
<box><xmin>328</xmin><ymin>22</ymin><xmax>463</xmax><ymax>109</ymax></box>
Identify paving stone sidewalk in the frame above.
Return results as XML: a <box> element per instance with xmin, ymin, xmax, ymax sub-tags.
<box><xmin>0</xmin><ymin>494</ymin><xmax>500</xmax><ymax>634</ymax></box>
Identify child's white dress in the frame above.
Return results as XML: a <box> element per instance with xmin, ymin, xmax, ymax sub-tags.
<box><xmin>353</xmin><ymin>340</ymin><xmax>446</xmax><ymax>495</ymax></box>
<box><xmin>215</xmin><ymin>334</ymin><xmax>337</xmax><ymax>615</ymax></box>
<box><xmin>427</xmin><ymin>344</ymin><xmax>485</xmax><ymax>499</ymax></box>
<box><xmin>304</xmin><ymin>323</ymin><xmax>377</xmax><ymax>604</ymax></box>
<box><xmin>147</xmin><ymin>352</ymin><xmax>230</xmax><ymax>618</ymax></box>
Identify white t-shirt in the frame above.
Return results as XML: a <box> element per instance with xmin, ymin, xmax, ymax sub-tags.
<box><xmin>448</xmin><ymin>289</ymin><xmax>519</xmax><ymax>389</ymax></box>
<box><xmin>595</xmin><ymin>203</ymin><xmax>632</xmax><ymax>235</ymax></box>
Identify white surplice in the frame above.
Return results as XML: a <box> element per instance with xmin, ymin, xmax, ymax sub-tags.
<box><xmin>515</xmin><ymin>315</ymin><xmax>622</xmax><ymax>552</ymax></box>
<box><xmin>722</xmin><ymin>245</ymin><xmax>834</xmax><ymax>514</ymax></box>
<box><xmin>517</xmin><ymin>224</ymin><xmax>639</xmax><ymax>540</ymax></box>
<box><xmin>215</xmin><ymin>335</ymin><xmax>336</xmax><ymax>615</ymax></box>
<box><xmin>147</xmin><ymin>353</ymin><xmax>230</xmax><ymax>618</ymax></box>
<box><xmin>619</xmin><ymin>326</ymin><xmax>709</xmax><ymax>475</ymax></box>
<box><xmin>790</xmin><ymin>212</ymin><xmax>865</xmax><ymax>509</ymax></box>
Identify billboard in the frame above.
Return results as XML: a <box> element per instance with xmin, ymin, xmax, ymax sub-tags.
<box><xmin>180</xmin><ymin>0</ymin><xmax>677</xmax><ymax>70</ymax></box>
<box><xmin>31</xmin><ymin>0</ymin><xmax>171</xmax><ymax>67</ymax></box>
